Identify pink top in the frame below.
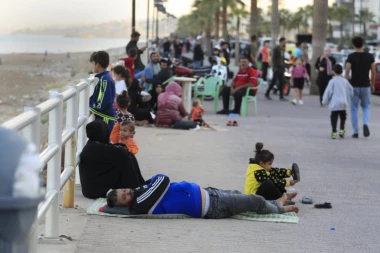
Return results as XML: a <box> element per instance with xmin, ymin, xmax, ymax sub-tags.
<box><xmin>261</xmin><ymin>47</ymin><xmax>269</xmax><ymax>63</ymax></box>
<box><xmin>292</xmin><ymin>65</ymin><xmax>307</xmax><ymax>78</ymax></box>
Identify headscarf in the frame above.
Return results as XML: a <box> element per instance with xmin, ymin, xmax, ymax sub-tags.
<box><xmin>158</xmin><ymin>82</ymin><xmax>182</xmax><ymax>105</ymax></box>
<box><xmin>86</xmin><ymin>120</ymin><xmax>110</xmax><ymax>144</ymax></box>
<box><xmin>320</xmin><ymin>45</ymin><xmax>333</xmax><ymax>75</ymax></box>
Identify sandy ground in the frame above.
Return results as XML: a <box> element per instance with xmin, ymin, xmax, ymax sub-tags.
<box><xmin>0</xmin><ymin>47</ymin><xmax>128</xmax><ymax>124</ymax></box>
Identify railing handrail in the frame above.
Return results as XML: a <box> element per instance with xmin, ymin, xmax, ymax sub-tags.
<box><xmin>1</xmin><ymin>76</ymin><xmax>98</xmax><ymax>253</ymax></box>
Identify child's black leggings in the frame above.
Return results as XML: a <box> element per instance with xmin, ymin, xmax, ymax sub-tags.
<box><xmin>330</xmin><ymin>110</ymin><xmax>347</xmax><ymax>132</ymax></box>
<box><xmin>256</xmin><ymin>180</ymin><xmax>285</xmax><ymax>200</ymax></box>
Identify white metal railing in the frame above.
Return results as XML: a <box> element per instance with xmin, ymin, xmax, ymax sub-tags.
<box><xmin>1</xmin><ymin>76</ymin><xmax>97</xmax><ymax>253</ymax></box>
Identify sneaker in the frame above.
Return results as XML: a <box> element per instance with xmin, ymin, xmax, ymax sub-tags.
<box><xmin>217</xmin><ymin>109</ymin><xmax>229</xmax><ymax>115</ymax></box>
<box><xmin>331</xmin><ymin>132</ymin><xmax>337</xmax><ymax>139</ymax></box>
<box><xmin>280</xmin><ymin>97</ymin><xmax>288</xmax><ymax>101</ymax></box>
<box><xmin>339</xmin><ymin>129</ymin><xmax>345</xmax><ymax>138</ymax></box>
<box><xmin>298</xmin><ymin>100</ymin><xmax>304</xmax><ymax>105</ymax></box>
<box><xmin>291</xmin><ymin>163</ymin><xmax>300</xmax><ymax>182</ymax></box>
<box><xmin>265</xmin><ymin>94</ymin><xmax>272</xmax><ymax>100</ymax></box>
<box><xmin>291</xmin><ymin>99</ymin><xmax>297</xmax><ymax>105</ymax></box>
<box><xmin>352</xmin><ymin>133</ymin><xmax>359</xmax><ymax>138</ymax></box>
<box><xmin>363</xmin><ymin>124</ymin><xmax>370</xmax><ymax>137</ymax></box>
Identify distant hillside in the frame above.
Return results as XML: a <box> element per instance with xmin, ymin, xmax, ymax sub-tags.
<box><xmin>12</xmin><ymin>20</ymin><xmax>148</xmax><ymax>38</ymax></box>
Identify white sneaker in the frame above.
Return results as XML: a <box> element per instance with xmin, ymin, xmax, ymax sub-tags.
<box><xmin>291</xmin><ymin>99</ymin><xmax>297</xmax><ymax>105</ymax></box>
<box><xmin>298</xmin><ymin>100</ymin><xmax>304</xmax><ymax>105</ymax></box>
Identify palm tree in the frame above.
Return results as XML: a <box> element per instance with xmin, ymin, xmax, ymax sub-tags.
<box><xmin>221</xmin><ymin>0</ymin><xmax>245</xmax><ymax>40</ymax></box>
<box><xmin>250</xmin><ymin>0</ymin><xmax>258</xmax><ymax>36</ymax></box>
<box><xmin>279</xmin><ymin>9</ymin><xmax>292</xmax><ymax>35</ymax></box>
<box><xmin>333</xmin><ymin>6</ymin><xmax>351</xmax><ymax>44</ymax></box>
<box><xmin>289</xmin><ymin>11</ymin><xmax>302</xmax><ymax>34</ymax></box>
<box><xmin>355</xmin><ymin>9</ymin><xmax>376</xmax><ymax>37</ymax></box>
<box><xmin>229</xmin><ymin>6</ymin><xmax>249</xmax><ymax>65</ymax></box>
<box><xmin>310</xmin><ymin>0</ymin><xmax>328</xmax><ymax>95</ymax></box>
<box><xmin>271</xmin><ymin>0</ymin><xmax>279</xmax><ymax>48</ymax></box>
<box><xmin>327</xmin><ymin>7</ymin><xmax>335</xmax><ymax>40</ymax></box>
<box><xmin>215</xmin><ymin>3</ymin><xmax>221</xmax><ymax>40</ymax></box>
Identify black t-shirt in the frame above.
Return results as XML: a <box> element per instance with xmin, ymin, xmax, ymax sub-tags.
<box><xmin>163</xmin><ymin>41</ymin><xmax>171</xmax><ymax>52</ymax></box>
<box><xmin>346</xmin><ymin>52</ymin><xmax>374</xmax><ymax>87</ymax></box>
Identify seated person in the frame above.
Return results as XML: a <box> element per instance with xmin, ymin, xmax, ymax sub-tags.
<box><xmin>119</xmin><ymin>48</ymin><xmax>138</xmax><ymax>79</ymax></box>
<box><xmin>79</xmin><ymin>120</ymin><xmax>145</xmax><ymax>199</ymax></box>
<box><xmin>245</xmin><ymin>142</ymin><xmax>299</xmax><ymax>201</ymax></box>
<box><xmin>189</xmin><ymin>99</ymin><xmax>208</xmax><ymax>127</ymax></box>
<box><xmin>208</xmin><ymin>46</ymin><xmax>221</xmax><ymax>65</ymax></box>
<box><xmin>106</xmin><ymin>174</ymin><xmax>299</xmax><ymax>218</ymax></box>
<box><xmin>128</xmin><ymin>79</ymin><xmax>154</xmax><ymax>124</ymax></box>
<box><xmin>113</xmin><ymin>121</ymin><xmax>139</xmax><ymax>155</ymax></box>
<box><xmin>149</xmin><ymin>83</ymin><xmax>164</xmax><ymax>113</ymax></box>
<box><xmin>135</xmin><ymin>52</ymin><xmax>161</xmax><ymax>90</ymax></box>
<box><xmin>155</xmin><ymin>82</ymin><xmax>196</xmax><ymax>129</ymax></box>
<box><xmin>113</xmin><ymin>66</ymin><xmax>129</xmax><ymax>96</ymax></box>
<box><xmin>152</xmin><ymin>57</ymin><xmax>173</xmax><ymax>86</ymax></box>
<box><xmin>217</xmin><ymin>56</ymin><xmax>258</xmax><ymax>115</ymax></box>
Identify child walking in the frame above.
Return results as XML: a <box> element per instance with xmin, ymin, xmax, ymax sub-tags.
<box><xmin>291</xmin><ymin>58</ymin><xmax>310</xmax><ymax>105</ymax></box>
<box><xmin>245</xmin><ymin>142</ymin><xmax>300</xmax><ymax>202</ymax></box>
<box><xmin>110</xmin><ymin>91</ymin><xmax>135</xmax><ymax>144</ymax></box>
<box><xmin>322</xmin><ymin>64</ymin><xmax>353</xmax><ymax>139</ymax></box>
<box><xmin>189</xmin><ymin>100</ymin><xmax>208</xmax><ymax>127</ymax></box>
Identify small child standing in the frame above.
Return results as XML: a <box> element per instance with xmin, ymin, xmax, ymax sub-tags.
<box><xmin>245</xmin><ymin>142</ymin><xmax>300</xmax><ymax>201</ymax></box>
<box><xmin>189</xmin><ymin>100</ymin><xmax>207</xmax><ymax>127</ymax></box>
<box><xmin>110</xmin><ymin>91</ymin><xmax>135</xmax><ymax>144</ymax></box>
<box><xmin>118</xmin><ymin>121</ymin><xmax>139</xmax><ymax>155</ymax></box>
<box><xmin>291</xmin><ymin>58</ymin><xmax>310</xmax><ymax>105</ymax></box>
<box><xmin>322</xmin><ymin>64</ymin><xmax>353</xmax><ymax>139</ymax></box>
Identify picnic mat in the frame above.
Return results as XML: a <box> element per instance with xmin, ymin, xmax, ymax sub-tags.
<box><xmin>87</xmin><ymin>198</ymin><xmax>299</xmax><ymax>224</ymax></box>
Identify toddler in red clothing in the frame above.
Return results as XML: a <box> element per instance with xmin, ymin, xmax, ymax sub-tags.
<box><xmin>189</xmin><ymin>100</ymin><xmax>208</xmax><ymax>127</ymax></box>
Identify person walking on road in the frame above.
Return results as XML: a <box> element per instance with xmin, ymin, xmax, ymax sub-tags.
<box><xmin>315</xmin><ymin>46</ymin><xmax>336</xmax><ymax>106</ymax></box>
<box><xmin>260</xmin><ymin>41</ymin><xmax>270</xmax><ymax>82</ymax></box>
<box><xmin>126</xmin><ymin>31</ymin><xmax>147</xmax><ymax>75</ymax></box>
<box><xmin>265</xmin><ymin>37</ymin><xmax>287</xmax><ymax>101</ymax></box>
<box><xmin>345</xmin><ymin>36</ymin><xmax>376</xmax><ymax>138</ymax></box>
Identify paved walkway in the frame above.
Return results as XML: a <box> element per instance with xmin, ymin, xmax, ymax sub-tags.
<box><xmin>38</xmin><ymin>86</ymin><xmax>380</xmax><ymax>253</ymax></box>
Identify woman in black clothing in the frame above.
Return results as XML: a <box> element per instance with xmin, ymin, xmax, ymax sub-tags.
<box><xmin>128</xmin><ymin>79</ymin><xmax>154</xmax><ymax>123</ymax></box>
<box><xmin>149</xmin><ymin>83</ymin><xmax>164</xmax><ymax>113</ymax></box>
<box><xmin>79</xmin><ymin>120</ymin><xmax>145</xmax><ymax>199</ymax></box>
<box><xmin>315</xmin><ymin>46</ymin><xmax>336</xmax><ymax>105</ymax></box>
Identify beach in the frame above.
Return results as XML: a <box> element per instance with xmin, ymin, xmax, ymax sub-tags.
<box><xmin>0</xmin><ymin>47</ymin><xmax>129</xmax><ymax>123</ymax></box>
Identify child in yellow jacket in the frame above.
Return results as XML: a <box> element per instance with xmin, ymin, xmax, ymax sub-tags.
<box><xmin>245</xmin><ymin>142</ymin><xmax>300</xmax><ymax>201</ymax></box>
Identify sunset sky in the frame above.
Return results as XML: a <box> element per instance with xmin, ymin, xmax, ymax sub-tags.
<box><xmin>0</xmin><ymin>0</ymin><xmax>327</xmax><ymax>34</ymax></box>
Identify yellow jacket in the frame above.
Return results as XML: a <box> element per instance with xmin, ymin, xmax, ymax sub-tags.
<box><xmin>244</xmin><ymin>163</ymin><xmax>291</xmax><ymax>195</ymax></box>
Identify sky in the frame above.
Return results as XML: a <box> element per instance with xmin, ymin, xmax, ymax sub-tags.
<box><xmin>0</xmin><ymin>0</ymin><xmax>329</xmax><ymax>34</ymax></box>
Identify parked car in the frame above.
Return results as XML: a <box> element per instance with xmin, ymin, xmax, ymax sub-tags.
<box><xmin>331</xmin><ymin>52</ymin><xmax>345</xmax><ymax>67</ymax></box>
<box><xmin>229</xmin><ymin>40</ymin><xmax>251</xmax><ymax>57</ymax></box>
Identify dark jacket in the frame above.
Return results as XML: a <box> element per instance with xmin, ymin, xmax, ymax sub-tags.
<box><xmin>271</xmin><ymin>45</ymin><xmax>285</xmax><ymax>71</ymax></box>
<box><xmin>153</xmin><ymin>68</ymin><xmax>173</xmax><ymax>85</ymax></box>
<box><xmin>126</xmin><ymin>40</ymin><xmax>145</xmax><ymax>70</ymax></box>
<box><xmin>79</xmin><ymin>120</ymin><xmax>145</xmax><ymax>199</ymax></box>
<box><xmin>193</xmin><ymin>44</ymin><xmax>204</xmax><ymax>61</ymax></box>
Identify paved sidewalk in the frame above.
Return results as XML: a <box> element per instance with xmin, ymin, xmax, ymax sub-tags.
<box><xmin>38</xmin><ymin>87</ymin><xmax>380</xmax><ymax>253</ymax></box>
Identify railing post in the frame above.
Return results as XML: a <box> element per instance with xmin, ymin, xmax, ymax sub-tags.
<box><xmin>23</xmin><ymin>107</ymin><xmax>41</xmax><ymax>253</ymax></box>
<box><xmin>76</xmin><ymin>79</ymin><xmax>89</xmax><ymax>185</ymax></box>
<box><xmin>63</xmin><ymin>86</ymin><xmax>79</xmax><ymax>208</ymax></box>
<box><xmin>44</xmin><ymin>91</ymin><xmax>63</xmax><ymax>239</ymax></box>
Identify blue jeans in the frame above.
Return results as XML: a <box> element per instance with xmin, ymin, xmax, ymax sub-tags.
<box><xmin>193</xmin><ymin>61</ymin><xmax>202</xmax><ymax>68</ymax></box>
<box><xmin>351</xmin><ymin>87</ymin><xmax>371</xmax><ymax>134</ymax></box>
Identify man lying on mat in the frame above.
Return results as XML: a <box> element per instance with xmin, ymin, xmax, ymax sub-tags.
<box><xmin>106</xmin><ymin>174</ymin><xmax>299</xmax><ymax>219</ymax></box>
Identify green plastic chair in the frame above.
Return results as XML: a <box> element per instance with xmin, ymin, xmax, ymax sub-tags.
<box><xmin>229</xmin><ymin>78</ymin><xmax>264</xmax><ymax>116</ymax></box>
<box><xmin>193</xmin><ymin>76</ymin><xmax>223</xmax><ymax>112</ymax></box>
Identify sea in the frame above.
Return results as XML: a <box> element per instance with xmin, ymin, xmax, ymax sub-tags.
<box><xmin>0</xmin><ymin>34</ymin><xmax>144</xmax><ymax>54</ymax></box>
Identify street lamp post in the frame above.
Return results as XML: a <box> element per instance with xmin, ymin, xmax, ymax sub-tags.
<box><xmin>147</xmin><ymin>0</ymin><xmax>150</xmax><ymax>62</ymax></box>
<box><xmin>132</xmin><ymin>0</ymin><xmax>136</xmax><ymax>32</ymax></box>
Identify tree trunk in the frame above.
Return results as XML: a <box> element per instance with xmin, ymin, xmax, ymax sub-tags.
<box><xmin>215</xmin><ymin>6</ymin><xmax>220</xmax><ymax>40</ymax></box>
<box><xmin>205</xmin><ymin>26</ymin><xmax>212</xmax><ymax>56</ymax></box>
<box><xmin>351</xmin><ymin>0</ymin><xmax>355</xmax><ymax>36</ymax></box>
<box><xmin>310</xmin><ymin>0</ymin><xmax>328</xmax><ymax>95</ymax></box>
<box><xmin>235</xmin><ymin>17</ymin><xmax>241</xmax><ymax>66</ymax></box>
<box><xmin>363</xmin><ymin>21</ymin><xmax>367</xmax><ymax>37</ymax></box>
<box><xmin>222</xmin><ymin>3</ymin><xmax>228</xmax><ymax>40</ymax></box>
<box><xmin>271</xmin><ymin>0</ymin><xmax>279</xmax><ymax>49</ymax></box>
<box><xmin>340</xmin><ymin>24</ymin><xmax>344</xmax><ymax>44</ymax></box>
<box><xmin>329</xmin><ymin>21</ymin><xmax>333</xmax><ymax>40</ymax></box>
<box><xmin>250</xmin><ymin>0</ymin><xmax>258</xmax><ymax>36</ymax></box>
